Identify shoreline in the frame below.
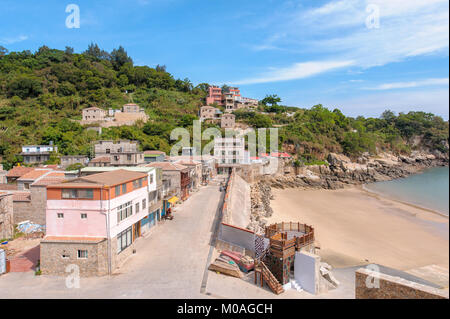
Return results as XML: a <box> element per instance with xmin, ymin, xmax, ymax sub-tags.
<box><xmin>267</xmin><ymin>185</ymin><xmax>449</xmax><ymax>272</ymax></box>
<box><xmin>360</xmin><ymin>184</ymin><xmax>449</xmax><ymax>219</ymax></box>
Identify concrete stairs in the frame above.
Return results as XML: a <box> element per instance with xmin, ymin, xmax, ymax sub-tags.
<box><xmin>290</xmin><ymin>279</ymin><xmax>303</xmax><ymax>292</ymax></box>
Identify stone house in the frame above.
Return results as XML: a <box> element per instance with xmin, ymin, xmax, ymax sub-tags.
<box><xmin>0</xmin><ymin>192</ymin><xmax>14</xmax><ymax>239</ymax></box>
<box><xmin>60</xmin><ymin>155</ymin><xmax>89</xmax><ymax>169</ymax></box>
<box><xmin>81</xmin><ymin>107</ymin><xmax>106</xmax><ymax>124</ymax></box>
<box><xmin>93</xmin><ymin>140</ymin><xmax>145</xmax><ymax>166</ymax></box>
<box><xmin>200</xmin><ymin>105</ymin><xmax>221</xmax><ymax>120</ymax></box>
<box><xmin>221</xmin><ymin>113</ymin><xmax>235</xmax><ymax>128</ymax></box>
<box><xmin>12</xmin><ymin>171</ymin><xmax>67</xmax><ymax>225</ymax></box>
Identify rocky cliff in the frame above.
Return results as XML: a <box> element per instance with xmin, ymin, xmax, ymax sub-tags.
<box><xmin>264</xmin><ymin>151</ymin><xmax>448</xmax><ymax>190</ymax></box>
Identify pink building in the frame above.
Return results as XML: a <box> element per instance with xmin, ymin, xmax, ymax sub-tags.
<box><xmin>40</xmin><ymin>169</ymin><xmax>157</xmax><ymax>276</ymax></box>
<box><xmin>206</xmin><ymin>86</ymin><xmax>223</xmax><ymax>106</ymax></box>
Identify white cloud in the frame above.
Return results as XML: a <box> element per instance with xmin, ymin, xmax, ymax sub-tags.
<box><xmin>321</xmin><ymin>88</ymin><xmax>449</xmax><ymax>119</ymax></box>
<box><xmin>0</xmin><ymin>35</ymin><xmax>28</xmax><ymax>45</ymax></box>
<box><xmin>364</xmin><ymin>78</ymin><xmax>449</xmax><ymax>90</ymax></box>
<box><xmin>232</xmin><ymin>60</ymin><xmax>354</xmax><ymax>85</ymax></box>
<box><xmin>235</xmin><ymin>0</ymin><xmax>448</xmax><ymax>84</ymax></box>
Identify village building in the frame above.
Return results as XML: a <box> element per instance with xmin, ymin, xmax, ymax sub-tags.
<box><xmin>0</xmin><ymin>192</ymin><xmax>14</xmax><ymax>239</ymax></box>
<box><xmin>19</xmin><ymin>144</ymin><xmax>58</xmax><ymax>165</ymax></box>
<box><xmin>88</xmin><ymin>156</ymin><xmax>111</xmax><ymax>167</ymax></box>
<box><xmin>206</xmin><ymin>85</ymin><xmax>258</xmax><ymax>112</ymax></box>
<box><xmin>145</xmin><ymin>162</ymin><xmax>190</xmax><ymax>212</ymax></box>
<box><xmin>221</xmin><ymin>113</ymin><xmax>235</xmax><ymax>128</ymax></box>
<box><xmin>206</xmin><ymin>86</ymin><xmax>223</xmax><ymax>106</ymax></box>
<box><xmin>171</xmin><ymin>159</ymin><xmax>202</xmax><ymax>192</ymax></box>
<box><xmin>81</xmin><ymin>107</ymin><xmax>107</xmax><ymax>124</ymax></box>
<box><xmin>199</xmin><ymin>105</ymin><xmax>221</xmax><ymax>121</ymax></box>
<box><xmin>81</xmin><ymin>104</ymin><xmax>149</xmax><ymax>127</ymax></box>
<box><xmin>168</xmin><ymin>155</ymin><xmax>217</xmax><ymax>185</ymax></box>
<box><xmin>214</xmin><ymin>137</ymin><xmax>246</xmax><ymax>174</ymax></box>
<box><xmin>143</xmin><ymin>150</ymin><xmax>166</xmax><ymax>163</ymax></box>
<box><xmin>60</xmin><ymin>155</ymin><xmax>89</xmax><ymax>169</ymax></box>
<box><xmin>79</xmin><ymin>166</ymin><xmax>163</xmax><ymax>227</ymax></box>
<box><xmin>93</xmin><ymin>140</ymin><xmax>145</xmax><ymax>166</ymax></box>
<box><xmin>5</xmin><ymin>166</ymin><xmax>35</xmax><ymax>183</ymax></box>
<box><xmin>40</xmin><ymin>169</ymin><xmax>154</xmax><ymax>276</ymax></box>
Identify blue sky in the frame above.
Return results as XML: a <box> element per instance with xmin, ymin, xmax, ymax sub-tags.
<box><xmin>1</xmin><ymin>0</ymin><xmax>449</xmax><ymax>119</ymax></box>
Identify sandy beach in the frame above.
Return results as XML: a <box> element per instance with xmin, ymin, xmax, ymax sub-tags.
<box><xmin>268</xmin><ymin>186</ymin><xmax>449</xmax><ymax>273</ymax></box>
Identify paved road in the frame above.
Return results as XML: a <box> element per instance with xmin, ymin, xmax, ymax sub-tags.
<box><xmin>0</xmin><ymin>179</ymin><xmax>225</xmax><ymax>298</ymax></box>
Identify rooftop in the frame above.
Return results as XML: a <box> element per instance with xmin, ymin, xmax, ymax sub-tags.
<box><xmin>6</xmin><ymin>166</ymin><xmax>35</xmax><ymax>178</ymax></box>
<box><xmin>90</xmin><ymin>156</ymin><xmax>111</xmax><ymax>163</ymax></box>
<box><xmin>146</xmin><ymin>162</ymin><xmax>188</xmax><ymax>172</ymax></box>
<box><xmin>17</xmin><ymin>169</ymin><xmax>53</xmax><ymax>181</ymax></box>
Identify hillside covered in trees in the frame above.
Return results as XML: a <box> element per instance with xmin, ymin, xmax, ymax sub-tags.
<box><xmin>0</xmin><ymin>45</ymin><xmax>448</xmax><ymax>169</ymax></box>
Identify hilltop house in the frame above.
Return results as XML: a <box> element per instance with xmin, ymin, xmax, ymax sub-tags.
<box><xmin>81</xmin><ymin>103</ymin><xmax>149</xmax><ymax>127</ymax></box>
<box><xmin>206</xmin><ymin>85</ymin><xmax>258</xmax><ymax>112</ymax></box>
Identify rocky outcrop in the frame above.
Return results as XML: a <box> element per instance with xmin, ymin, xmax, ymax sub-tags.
<box><xmin>248</xmin><ymin>182</ymin><xmax>274</xmax><ymax>234</ymax></box>
<box><xmin>263</xmin><ymin>151</ymin><xmax>449</xmax><ymax>190</ymax></box>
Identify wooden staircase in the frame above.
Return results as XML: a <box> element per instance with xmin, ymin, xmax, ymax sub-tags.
<box><xmin>255</xmin><ymin>261</ymin><xmax>285</xmax><ymax>295</ymax></box>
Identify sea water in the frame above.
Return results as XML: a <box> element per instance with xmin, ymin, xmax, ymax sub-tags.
<box><xmin>365</xmin><ymin>166</ymin><xmax>449</xmax><ymax>215</ymax></box>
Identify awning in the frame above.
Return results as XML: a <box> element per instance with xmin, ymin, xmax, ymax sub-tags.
<box><xmin>168</xmin><ymin>196</ymin><xmax>179</xmax><ymax>204</ymax></box>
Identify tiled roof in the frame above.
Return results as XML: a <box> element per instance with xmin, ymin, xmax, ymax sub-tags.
<box><xmin>31</xmin><ymin>172</ymin><xmax>66</xmax><ymax>186</ymax></box>
<box><xmin>77</xmin><ymin>169</ymin><xmax>147</xmax><ymax>186</ymax></box>
<box><xmin>6</xmin><ymin>166</ymin><xmax>34</xmax><ymax>178</ymax></box>
<box><xmin>90</xmin><ymin>156</ymin><xmax>111</xmax><ymax>163</ymax></box>
<box><xmin>17</xmin><ymin>169</ymin><xmax>52</xmax><ymax>181</ymax></box>
<box><xmin>146</xmin><ymin>162</ymin><xmax>188</xmax><ymax>171</ymax></box>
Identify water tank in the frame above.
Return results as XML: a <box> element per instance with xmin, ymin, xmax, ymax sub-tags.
<box><xmin>0</xmin><ymin>249</ymin><xmax>6</xmax><ymax>274</ymax></box>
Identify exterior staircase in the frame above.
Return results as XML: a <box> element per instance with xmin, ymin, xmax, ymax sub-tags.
<box><xmin>290</xmin><ymin>279</ymin><xmax>303</xmax><ymax>292</ymax></box>
<box><xmin>256</xmin><ymin>261</ymin><xmax>285</xmax><ymax>295</ymax></box>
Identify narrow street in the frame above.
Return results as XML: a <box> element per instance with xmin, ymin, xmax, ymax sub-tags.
<box><xmin>0</xmin><ymin>178</ymin><xmax>225</xmax><ymax>298</ymax></box>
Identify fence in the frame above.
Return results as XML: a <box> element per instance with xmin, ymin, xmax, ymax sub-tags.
<box><xmin>265</xmin><ymin>222</ymin><xmax>315</xmax><ymax>251</ymax></box>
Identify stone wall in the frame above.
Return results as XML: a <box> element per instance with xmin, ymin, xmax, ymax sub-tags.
<box><xmin>13</xmin><ymin>186</ymin><xmax>47</xmax><ymax>225</ymax></box>
<box><xmin>40</xmin><ymin>239</ymin><xmax>108</xmax><ymax>277</ymax></box>
<box><xmin>0</xmin><ymin>194</ymin><xmax>14</xmax><ymax>239</ymax></box>
<box><xmin>355</xmin><ymin>268</ymin><xmax>449</xmax><ymax>299</ymax></box>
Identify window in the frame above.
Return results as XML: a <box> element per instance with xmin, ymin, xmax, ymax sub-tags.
<box><xmin>117</xmin><ymin>201</ymin><xmax>133</xmax><ymax>223</ymax></box>
<box><xmin>149</xmin><ymin>174</ymin><xmax>154</xmax><ymax>184</ymax></box>
<box><xmin>127</xmin><ymin>154</ymin><xmax>132</xmax><ymax>160</ymax></box>
<box><xmin>142</xmin><ymin>199</ymin><xmax>146</xmax><ymax>210</ymax></box>
<box><xmin>115</xmin><ymin>185</ymin><xmax>120</xmax><ymax>196</ymax></box>
<box><xmin>106</xmin><ymin>149</ymin><xmax>110</xmax><ymax>154</ymax></box>
<box><xmin>148</xmin><ymin>190</ymin><xmax>157</xmax><ymax>204</ymax></box>
<box><xmin>77</xmin><ymin>250</ymin><xmax>88</xmax><ymax>259</ymax></box>
<box><xmin>57</xmin><ymin>213</ymin><xmax>64</xmax><ymax>218</ymax></box>
<box><xmin>62</xmin><ymin>189</ymin><xmax>94</xmax><ymax>199</ymax></box>
<box><xmin>117</xmin><ymin>226</ymin><xmax>133</xmax><ymax>253</ymax></box>
<box><xmin>133</xmin><ymin>178</ymin><xmax>143</xmax><ymax>189</ymax></box>
<box><xmin>135</xmin><ymin>202</ymin><xmax>140</xmax><ymax>213</ymax></box>
<box><xmin>122</xmin><ymin>183</ymin><xmax>127</xmax><ymax>193</ymax></box>
<box><xmin>81</xmin><ymin>213</ymin><xmax>87</xmax><ymax>219</ymax></box>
